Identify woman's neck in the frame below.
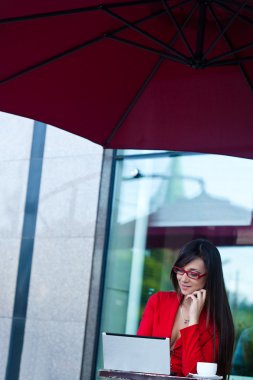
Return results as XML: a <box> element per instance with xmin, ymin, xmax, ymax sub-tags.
<box><xmin>181</xmin><ymin>296</ymin><xmax>191</xmax><ymax>309</ymax></box>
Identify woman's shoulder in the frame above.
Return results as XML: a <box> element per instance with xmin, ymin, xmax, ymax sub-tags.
<box><xmin>149</xmin><ymin>291</ymin><xmax>179</xmax><ymax>305</ymax></box>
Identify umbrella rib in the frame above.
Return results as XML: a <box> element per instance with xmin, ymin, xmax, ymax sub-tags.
<box><xmin>214</xmin><ymin>0</ymin><xmax>253</xmax><ymax>25</ymax></box>
<box><xmin>104</xmin><ymin>57</ymin><xmax>164</xmax><ymax>147</ymax></box>
<box><xmin>103</xmin><ymin>6</ymin><xmax>189</xmax><ymax>61</ymax></box>
<box><xmin>218</xmin><ymin>0</ymin><xmax>253</xmax><ymax>13</ymax></box>
<box><xmin>203</xmin><ymin>0</ymin><xmax>249</xmax><ymax>60</ymax></box>
<box><xmin>194</xmin><ymin>0</ymin><xmax>207</xmax><ymax>61</ymax></box>
<box><xmin>206</xmin><ymin>41</ymin><xmax>253</xmax><ymax>64</ymax></box>
<box><xmin>0</xmin><ymin>36</ymin><xmax>104</xmax><ymax>85</ymax></box>
<box><xmin>168</xmin><ymin>1</ymin><xmax>199</xmax><ymax>51</ymax></box>
<box><xmin>105</xmin><ymin>3</ymin><xmax>198</xmax><ymax>146</ymax></box>
<box><xmin>161</xmin><ymin>0</ymin><xmax>194</xmax><ymax>56</ymax></box>
<box><xmin>207</xmin><ymin>56</ymin><xmax>253</xmax><ymax>66</ymax></box>
<box><xmin>238</xmin><ymin>60</ymin><xmax>253</xmax><ymax>92</ymax></box>
<box><xmin>0</xmin><ymin>8</ymin><xmax>168</xmax><ymax>84</ymax></box>
<box><xmin>104</xmin><ymin>0</ymin><xmax>198</xmax><ymax>65</ymax></box>
<box><xmin>105</xmin><ymin>34</ymin><xmax>188</xmax><ymax>64</ymax></box>
<box><xmin>207</xmin><ymin>3</ymin><xmax>253</xmax><ymax>91</ymax></box>
<box><xmin>209</xmin><ymin>2</ymin><xmax>251</xmax><ymax>48</ymax></box>
<box><xmin>0</xmin><ymin>0</ymin><xmax>184</xmax><ymax>24</ymax></box>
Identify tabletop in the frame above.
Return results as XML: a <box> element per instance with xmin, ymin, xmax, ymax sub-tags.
<box><xmin>98</xmin><ymin>369</ymin><xmax>196</xmax><ymax>380</ymax></box>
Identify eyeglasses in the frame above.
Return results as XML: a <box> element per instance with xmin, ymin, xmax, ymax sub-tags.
<box><xmin>173</xmin><ymin>266</ymin><xmax>207</xmax><ymax>280</ymax></box>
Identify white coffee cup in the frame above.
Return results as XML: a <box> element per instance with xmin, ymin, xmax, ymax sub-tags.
<box><xmin>197</xmin><ymin>362</ymin><xmax>217</xmax><ymax>377</ymax></box>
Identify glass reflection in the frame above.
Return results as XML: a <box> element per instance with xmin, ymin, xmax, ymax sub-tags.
<box><xmin>97</xmin><ymin>151</ymin><xmax>253</xmax><ymax>379</ymax></box>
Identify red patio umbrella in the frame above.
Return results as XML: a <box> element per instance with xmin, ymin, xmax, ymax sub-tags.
<box><xmin>0</xmin><ymin>0</ymin><xmax>253</xmax><ymax>158</ymax></box>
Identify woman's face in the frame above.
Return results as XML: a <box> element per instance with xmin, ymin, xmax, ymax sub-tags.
<box><xmin>176</xmin><ymin>257</ymin><xmax>207</xmax><ymax>296</ymax></box>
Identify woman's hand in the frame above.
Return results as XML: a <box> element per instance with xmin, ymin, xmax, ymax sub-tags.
<box><xmin>185</xmin><ymin>289</ymin><xmax>206</xmax><ymax>325</ymax></box>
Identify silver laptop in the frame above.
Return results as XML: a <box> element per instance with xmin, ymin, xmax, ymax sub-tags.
<box><xmin>102</xmin><ymin>332</ymin><xmax>170</xmax><ymax>374</ymax></box>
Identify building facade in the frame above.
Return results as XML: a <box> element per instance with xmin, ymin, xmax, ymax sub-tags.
<box><xmin>1</xmin><ymin>112</ymin><xmax>253</xmax><ymax>380</ymax></box>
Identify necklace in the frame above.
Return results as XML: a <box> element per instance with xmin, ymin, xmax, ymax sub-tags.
<box><xmin>180</xmin><ymin>305</ymin><xmax>189</xmax><ymax>324</ymax></box>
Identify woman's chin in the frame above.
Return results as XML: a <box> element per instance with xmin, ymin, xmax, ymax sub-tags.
<box><xmin>180</xmin><ymin>285</ymin><xmax>192</xmax><ymax>294</ymax></box>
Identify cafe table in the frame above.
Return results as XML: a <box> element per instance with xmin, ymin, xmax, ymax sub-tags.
<box><xmin>98</xmin><ymin>370</ymin><xmax>198</xmax><ymax>380</ymax></box>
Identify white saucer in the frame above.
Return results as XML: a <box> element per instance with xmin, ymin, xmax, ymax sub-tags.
<box><xmin>188</xmin><ymin>373</ymin><xmax>222</xmax><ymax>379</ymax></box>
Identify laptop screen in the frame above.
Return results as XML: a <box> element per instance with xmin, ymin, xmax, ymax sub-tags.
<box><xmin>102</xmin><ymin>332</ymin><xmax>170</xmax><ymax>375</ymax></box>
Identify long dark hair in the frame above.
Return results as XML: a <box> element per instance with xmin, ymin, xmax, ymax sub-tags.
<box><xmin>170</xmin><ymin>238</ymin><xmax>235</xmax><ymax>378</ymax></box>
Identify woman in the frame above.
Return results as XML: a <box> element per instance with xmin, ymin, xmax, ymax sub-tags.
<box><xmin>137</xmin><ymin>239</ymin><xmax>234</xmax><ymax>378</ymax></box>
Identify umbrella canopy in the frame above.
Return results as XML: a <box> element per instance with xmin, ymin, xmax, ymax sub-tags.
<box><xmin>0</xmin><ymin>0</ymin><xmax>253</xmax><ymax>158</ymax></box>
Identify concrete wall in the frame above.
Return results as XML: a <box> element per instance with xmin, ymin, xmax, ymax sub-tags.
<box><xmin>0</xmin><ymin>113</ymin><xmax>106</xmax><ymax>380</ymax></box>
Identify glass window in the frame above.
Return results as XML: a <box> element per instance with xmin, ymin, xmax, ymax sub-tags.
<box><xmin>97</xmin><ymin>151</ymin><xmax>253</xmax><ymax>379</ymax></box>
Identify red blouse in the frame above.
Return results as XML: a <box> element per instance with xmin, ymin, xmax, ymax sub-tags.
<box><xmin>137</xmin><ymin>291</ymin><xmax>218</xmax><ymax>376</ymax></box>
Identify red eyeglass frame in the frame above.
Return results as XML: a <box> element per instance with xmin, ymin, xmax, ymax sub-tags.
<box><xmin>173</xmin><ymin>266</ymin><xmax>207</xmax><ymax>279</ymax></box>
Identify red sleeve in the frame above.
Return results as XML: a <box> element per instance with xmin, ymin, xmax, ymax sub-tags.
<box><xmin>137</xmin><ymin>292</ymin><xmax>218</xmax><ymax>376</ymax></box>
<box><xmin>180</xmin><ymin>323</ymin><xmax>218</xmax><ymax>376</ymax></box>
<box><xmin>137</xmin><ymin>294</ymin><xmax>157</xmax><ymax>336</ymax></box>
